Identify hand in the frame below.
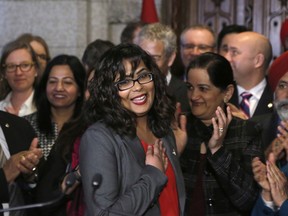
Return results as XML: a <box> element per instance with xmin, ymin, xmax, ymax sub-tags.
<box><xmin>276</xmin><ymin>120</ymin><xmax>288</xmax><ymax>160</ymax></box>
<box><xmin>267</xmin><ymin>159</ymin><xmax>288</xmax><ymax>207</ymax></box>
<box><xmin>61</xmin><ymin>171</ymin><xmax>81</xmax><ymax>195</ymax></box>
<box><xmin>252</xmin><ymin>157</ymin><xmax>270</xmax><ymax>192</ymax></box>
<box><xmin>208</xmin><ymin>106</ymin><xmax>232</xmax><ymax>154</ymax></box>
<box><xmin>2</xmin><ymin>138</ymin><xmax>42</xmax><ymax>183</ymax></box>
<box><xmin>145</xmin><ymin>139</ymin><xmax>168</xmax><ymax>173</ymax></box>
<box><xmin>226</xmin><ymin>102</ymin><xmax>248</xmax><ymax>120</ymax></box>
<box><xmin>172</xmin><ymin>102</ymin><xmax>187</xmax><ymax>155</ymax></box>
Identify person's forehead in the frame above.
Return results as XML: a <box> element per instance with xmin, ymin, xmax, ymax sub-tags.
<box><xmin>182</xmin><ymin>29</ymin><xmax>214</xmax><ymax>44</ymax></box>
<box><xmin>139</xmin><ymin>39</ymin><xmax>164</xmax><ymax>53</ymax></box>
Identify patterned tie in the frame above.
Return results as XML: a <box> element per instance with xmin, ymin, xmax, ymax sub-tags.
<box><xmin>0</xmin><ymin>145</ymin><xmax>7</xmax><ymax>167</ymax></box>
<box><xmin>240</xmin><ymin>92</ymin><xmax>252</xmax><ymax>118</ymax></box>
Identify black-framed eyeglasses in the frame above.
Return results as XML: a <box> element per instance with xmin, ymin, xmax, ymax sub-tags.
<box><xmin>115</xmin><ymin>73</ymin><xmax>154</xmax><ymax>91</ymax></box>
<box><xmin>3</xmin><ymin>62</ymin><xmax>35</xmax><ymax>73</ymax></box>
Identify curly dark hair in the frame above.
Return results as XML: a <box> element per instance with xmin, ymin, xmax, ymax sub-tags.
<box><xmin>85</xmin><ymin>43</ymin><xmax>175</xmax><ymax>138</ymax></box>
<box><xmin>35</xmin><ymin>54</ymin><xmax>86</xmax><ymax>135</ymax></box>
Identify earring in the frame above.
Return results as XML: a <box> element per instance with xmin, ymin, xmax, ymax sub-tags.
<box><xmin>224</xmin><ymin>97</ymin><xmax>228</xmax><ymax>103</ymax></box>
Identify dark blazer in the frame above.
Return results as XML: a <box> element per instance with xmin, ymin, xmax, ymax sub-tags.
<box><xmin>250</xmin><ymin>112</ymin><xmax>278</xmax><ymax>151</ymax></box>
<box><xmin>80</xmin><ymin>121</ymin><xmax>186</xmax><ymax>216</ymax></box>
<box><xmin>168</xmin><ymin>75</ymin><xmax>190</xmax><ymax>113</ymax></box>
<box><xmin>229</xmin><ymin>82</ymin><xmax>274</xmax><ymax>117</ymax></box>
<box><xmin>0</xmin><ymin>111</ymin><xmax>35</xmax><ymax>203</ymax></box>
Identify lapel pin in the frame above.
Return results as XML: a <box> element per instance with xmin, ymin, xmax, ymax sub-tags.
<box><xmin>172</xmin><ymin>149</ymin><xmax>177</xmax><ymax>155</ymax></box>
<box><xmin>5</xmin><ymin>123</ymin><xmax>9</xmax><ymax>128</ymax></box>
<box><xmin>267</xmin><ymin>103</ymin><xmax>273</xmax><ymax>108</ymax></box>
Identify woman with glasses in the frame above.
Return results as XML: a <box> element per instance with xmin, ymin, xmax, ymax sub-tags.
<box><xmin>80</xmin><ymin>43</ymin><xmax>185</xmax><ymax>215</ymax></box>
<box><xmin>0</xmin><ymin>40</ymin><xmax>40</xmax><ymax>116</ymax></box>
<box><xmin>16</xmin><ymin>33</ymin><xmax>51</xmax><ymax>79</ymax></box>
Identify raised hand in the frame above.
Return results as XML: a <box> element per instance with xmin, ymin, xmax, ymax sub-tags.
<box><xmin>208</xmin><ymin>106</ymin><xmax>232</xmax><ymax>154</ymax></box>
<box><xmin>2</xmin><ymin>138</ymin><xmax>42</xmax><ymax>183</ymax></box>
<box><xmin>172</xmin><ymin>102</ymin><xmax>187</xmax><ymax>155</ymax></box>
<box><xmin>267</xmin><ymin>159</ymin><xmax>288</xmax><ymax>207</ymax></box>
<box><xmin>276</xmin><ymin>120</ymin><xmax>288</xmax><ymax>161</ymax></box>
<box><xmin>145</xmin><ymin>139</ymin><xmax>168</xmax><ymax>173</ymax></box>
<box><xmin>252</xmin><ymin>157</ymin><xmax>271</xmax><ymax>201</ymax></box>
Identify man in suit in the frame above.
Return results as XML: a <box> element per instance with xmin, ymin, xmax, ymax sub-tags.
<box><xmin>180</xmin><ymin>25</ymin><xmax>216</xmax><ymax>72</ymax></box>
<box><xmin>136</xmin><ymin>23</ymin><xmax>190</xmax><ymax>113</ymax></box>
<box><xmin>0</xmin><ymin>111</ymin><xmax>42</xmax><ymax>215</ymax></box>
<box><xmin>222</xmin><ymin>31</ymin><xmax>274</xmax><ymax>118</ymax></box>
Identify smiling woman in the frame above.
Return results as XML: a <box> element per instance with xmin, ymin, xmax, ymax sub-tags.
<box><xmin>80</xmin><ymin>43</ymin><xmax>186</xmax><ymax>215</ymax></box>
<box><xmin>180</xmin><ymin>52</ymin><xmax>264</xmax><ymax>215</ymax></box>
<box><xmin>24</xmin><ymin>54</ymin><xmax>86</xmax><ymax>160</ymax></box>
<box><xmin>0</xmin><ymin>40</ymin><xmax>41</xmax><ymax>116</ymax></box>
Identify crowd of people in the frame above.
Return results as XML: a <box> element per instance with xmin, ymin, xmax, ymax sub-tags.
<box><xmin>0</xmin><ymin>19</ymin><xmax>288</xmax><ymax>216</ymax></box>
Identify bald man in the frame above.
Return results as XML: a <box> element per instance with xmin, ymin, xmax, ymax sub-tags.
<box><xmin>223</xmin><ymin>31</ymin><xmax>274</xmax><ymax>118</ymax></box>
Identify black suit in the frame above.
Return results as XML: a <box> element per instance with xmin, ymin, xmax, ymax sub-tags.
<box><xmin>168</xmin><ymin>75</ymin><xmax>190</xmax><ymax>113</ymax></box>
<box><xmin>0</xmin><ymin>111</ymin><xmax>35</xmax><ymax>204</ymax></box>
<box><xmin>229</xmin><ymin>82</ymin><xmax>274</xmax><ymax>117</ymax></box>
<box><xmin>250</xmin><ymin>111</ymin><xmax>279</xmax><ymax>151</ymax></box>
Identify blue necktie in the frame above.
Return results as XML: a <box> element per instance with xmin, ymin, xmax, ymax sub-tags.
<box><xmin>240</xmin><ymin>92</ymin><xmax>252</xmax><ymax>118</ymax></box>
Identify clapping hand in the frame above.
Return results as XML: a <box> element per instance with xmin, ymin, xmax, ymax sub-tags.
<box><xmin>208</xmin><ymin>106</ymin><xmax>232</xmax><ymax>154</ymax></box>
<box><xmin>172</xmin><ymin>102</ymin><xmax>187</xmax><ymax>155</ymax></box>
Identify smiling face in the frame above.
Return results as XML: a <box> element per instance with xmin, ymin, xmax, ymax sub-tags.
<box><xmin>46</xmin><ymin>65</ymin><xmax>79</xmax><ymax>110</ymax></box>
<box><xmin>186</xmin><ymin>68</ymin><xmax>227</xmax><ymax>123</ymax></box>
<box><xmin>4</xmin><ymin>48</ymin><xmax>37</xmax><ymax>93</ymax></box>
<box><xmin>117</xmin><ymin>60</ymin><xmax>155</xmax><ymax>117</ymax></box>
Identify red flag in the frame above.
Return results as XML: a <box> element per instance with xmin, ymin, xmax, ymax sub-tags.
<box><xmin>140</xmin><ymin>0</ymin><xmax>159</xmax><ymax>23</ymax></box>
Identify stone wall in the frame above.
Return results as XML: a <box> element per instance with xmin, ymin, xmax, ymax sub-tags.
<box><xmin>0</xmin><ymin>0</ymin><xmax>162</xmax><ymax>59</ymax></box>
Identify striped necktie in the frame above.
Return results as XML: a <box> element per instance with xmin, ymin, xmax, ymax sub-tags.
<box><xmin>240</xmin><ymin>92</ymin><xmax>252</xmax><ymax>118</ymax></box>
<box><xmin>0</xmin><ymin>145</ymin><xmax>7</xmax><ymax>168</ymax></box>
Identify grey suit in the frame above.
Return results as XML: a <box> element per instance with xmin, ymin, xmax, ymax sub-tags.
<box><xmin>80</xmin><ymin>121</ymin><xmax>185</xmax><ymax>216</ymax></box>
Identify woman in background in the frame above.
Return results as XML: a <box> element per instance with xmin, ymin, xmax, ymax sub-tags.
<box><xmin>0</xmin><ymin>40</ymin><xmax>40</xmax><ymax>116</ymax></box>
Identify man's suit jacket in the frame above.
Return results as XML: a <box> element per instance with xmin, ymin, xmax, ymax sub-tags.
<box><xmin>168</xmin><ymin>75</ymin><xmax>190</xmax><ymax>113</ymax></box>
<box><xmin>229</xmin><ymin>82</ymin><xmax>274</xmax><ymax>117</ymax></box>
<box><xmin>80</xmin><ymin>121</ymin><xmax>186</xmax><ymax>216</ymax></box>
<box><xmin>0</xmin><ymin>111</ymin><xmax>35</xmax><ymax>203</ymax></box>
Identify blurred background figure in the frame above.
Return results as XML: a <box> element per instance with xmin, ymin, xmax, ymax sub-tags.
<box><xmin>280</xmin><ymin>19</ymin><xmax>288</xmax><ymax>52</ymax></box>
<box><xmin>223</xmin><ymin>31</ymin><xmax>273</xmax><ymax>118</ymax></box>
<box><xmin>136</xmin><ymin>23</ymin><xmax>190</xmax><ymax>113</ymax></box>
<box><xmin>81</xmin><ymin>39</ymin><xmax>115</xmax><ymax>99</ymax></box>
<box><xmin>24</xmin><ymin>54</ymin><xmax>86</xmax><ymax>160</ymax></box>
<box><xmin>120</xmin><ymin>21</ymin><xmax>146</xmax><ymax>44</ymax></box>
<box><xmin>217</xmin><ymin>24</ymin><xmax>249</xmax><ymax>55</ymax></box>
<box><xmin>16</xmin><ymin>33</ymin><xmax>51</xmax><ymax>78</ymax></box>
<box><xmin>0</xmin><ymin>40</ymin><xmax>40</xmax><ymax>116</ymax></box>
<box><xmin>81</xmin><ymin>39</ymin><xmax>114</xmax><ymax>74</ymax></box>
<box><xmin>180</xmin><ymin>25</ymin><xmax>215</xmax><ymax>77</ymax></box>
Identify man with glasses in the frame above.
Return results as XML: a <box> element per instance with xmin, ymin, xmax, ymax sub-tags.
<box><xmin>136</xmin><ymin>23</ymin><xmax>190</xmax><ymax>113</ymax></box>
<box><xmin>180</xmin><ymin>25</ymin><xmax>216</xmax><ymax>75</ymax></box>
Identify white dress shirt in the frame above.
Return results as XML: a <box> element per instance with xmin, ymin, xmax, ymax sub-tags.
<box><xmin>0</xmin><ymin>91</ymin><xmax>36</xmax><ymax>117</ymax></box>
<box><xmin>237</xmin><ymin>79</ymin><xmax>267</xmax><ymax>117</ymax></box>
